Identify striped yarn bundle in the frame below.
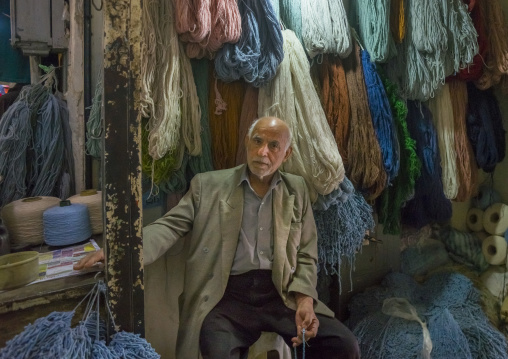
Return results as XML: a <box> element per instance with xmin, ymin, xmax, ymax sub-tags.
<box><xmin>427</xmin><ymin>84</ymin><xmax>459</xmax><ymax>200</ymax></box>
<box><xmin>448</xmin><ymin>80</ymin><xmax>477</xmax><ymax>202</ymax></box>
<box><xmin>313</xmin><ymin>177</ymin><xmax>375</xmax><ymax>293</ymax></box>
<box><xmin>361</xmin><ymin>50</ymin><xmax>399</xmax><ymax>184</ymax></box>
<box><xmin>466</xmin><ymin>83</ymin><xmax>506</xmax><ymax>173</ymax></box>
<box><xmin>1</xmin><ymin>196</ymin><xmax>60</xmax><ymax>250</ymax></box>
<box><xmin>318</xmin><ymin>55</ymin><xmax>350</xmax><ymax>165</ymax></box>
<box><xmin>474</xmin><ymin>0</ymin><xmax>508</xmax><ymax>89</ymax></box>
<box><xmin>301</xmin><ymin>0</ymin><xmax>352</xmax><ymax>58</ymax></box>
<box><xmin>209</xmin><ymin>75</ymin><xmax>246</xmax><ymax>170</ymax></box>
<box><xmin>43</xmin><ymin>202</ymin><xmax>92</xmax><ymax>246</ymax></box>
<box><xmin>354</xmin><ymin>0</ymin><xmax>392</xmax><ymax>62</ymax></box>
<box><xmin>348</xmin><ymin>272</ymin><xmax>508</xmax><ymax>359</ymax></box>
<box><xmin>401</xmin><ymin>101</ymin><xmax>451</xmax><ymax>229</ymax></box>
<box><xmin>439</xmin><ymin>226</ymin><xmax>489</xmax><ymax>273</ymax></box>
<box><xmin>175</xmin><ymin>0</ymin><xmax>242</xmax><ymax>59</ymax></box>
<box><xmin>214</xmin><ymin>0</ymin><xmax>284</xmax><ymax>87</ymax></box>
<box><xmin>258</xmin><ymin>30</ymin><xmax>345</xmax><ymax>202</ymax></box>
<box><xmin>343</xmin><ymin>42</ymin><xmax>387</xmax><ymax>200</ymax></box>
<box><xmin>140</xmin><ymin>0</ymin><xmax>201</xmax><ymax>162</ymax></box>
<box><xmin>378</xmin><ymin>75</ymin><xmax>421</xmax><ymax>235</ymax></box>
<box><xmin>68</xmin><ymin>190</ymin><xmax>103</xmax><ymax>235</ymax></box>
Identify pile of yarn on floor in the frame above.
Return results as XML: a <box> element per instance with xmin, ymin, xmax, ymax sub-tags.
<box><xmin>347</xmin><ymin>271</ymin><xmax>508</xmax><ymax>359</ymax></box>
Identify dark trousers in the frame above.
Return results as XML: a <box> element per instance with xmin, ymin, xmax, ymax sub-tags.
<box><xmin>199</xmin><ymin>270</ymin><xmax>360</xmax><ymax>359</ymax></box>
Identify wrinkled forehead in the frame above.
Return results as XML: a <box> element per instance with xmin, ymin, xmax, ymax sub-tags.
<box><xmin>250</xmin><ymin>123</ymin><xmax>290</xmax><ymax>142</ymax></box>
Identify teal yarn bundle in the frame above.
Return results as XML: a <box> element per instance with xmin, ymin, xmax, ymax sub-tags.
<box><xmin>361</xmin><ymin>50</ymin><xmax>400</xmax><ymax>184</ymax></box>
<box><xmin>279</xmin><ymin>0</ymin><xmax>303</xmax><ymax>45</ymax></box>
<box><xmin>214</xmin><ymin>0</ymin><xmax>284</xmax><ymax>87</ymax></box>
<box><xmin>43</xmin><ymin>201</ymin><xmax>92</xmax><ymax>246</ymax></box>
<box><xmin>0</xmin><ymin>281</ymin><xmax>160</xmax><ymax>359</ymax></box>
<box><xmin>348</xmin><ymin>272</ymin><xmax>508</xmax><ymax>359</ymax></box>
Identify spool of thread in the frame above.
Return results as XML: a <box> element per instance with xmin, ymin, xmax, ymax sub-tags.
<box><xmin>472</xmin><ymin>186</ymin><xmax>502</xmax><ymax>210</ymax></box>
<box><xmin>43</xmin><ymin>200</ymin><xmax>92</xmax><ymax>246</ymax></box>
<box><xmin>68</xmin><ymin>189</ymin><xmax>103</xmax><ymax>234</ymax></box>
<box><xmin>466</xmin><ymin>208</ymin><xmax>484</xmax><ymax>232</ymax></box>
<box><xmin>0</xmin><ymin>196</ymin><xmax>61</xmax><ymax>250</ymax></box>
<box><xmin>482</xmin><ymin>235</ymin><xmax>507</xmax><ymax>265</ymax></box>
<box><xmin>483</xmin><ymin>203</ymin><xmax>508</xmax><ymax>235</ymax></box>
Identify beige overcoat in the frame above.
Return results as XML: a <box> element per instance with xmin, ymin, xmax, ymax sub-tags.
<box><xmin>143</xmin><ymin>164</ymin><xmax>335</xmax><ymax>359</ymax></box>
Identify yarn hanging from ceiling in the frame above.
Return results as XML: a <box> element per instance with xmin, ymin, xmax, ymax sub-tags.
<box><xmin>466</xmin><ymin>83</ymin><xmax>506</xmax><ymax>173</ymax></box>
<box><xmin>258</xmin><ymin>29</ymin><xmax>345</xmax><ymax>202</ymax></box>
<box><xmin>209</xmin><ymin>74</ymin><xmax>246</xmax><ymax>170</ymax></box>
<box><xmin>474</xmin><ymin>0</ymin><xmax>508</xmax><ymax>89</ymax></box>
<box><xmin>343</xmin><ymin>42</ymin><xmax>387</xmax><ymax>200</ymax></box>
<box><xmin>141</xmin><ymin>0</ymin><xmax>201</xmax><ymax>161</ymax></box>
<box><xmin>427</xmin><ymin>84</ymin><xmax>459</xmax><ymax>200</ymax></box>
<box><xmin>85</xmin><ymin>70</ymin><xmax>103</xmax><ymax>158</ymax></box>
<box><xmin>377</xmin><ymin>74</ymin><xmax>421</xmax><ymax>235</ymax></box>
<box><xmin>361</xmin><ymin>50</ymin><xmax>400</xmax><ymax>184</ymax></box>
<box><xmin>301</xmin><ymin>0</ymin><xmax>352</xmax><ymax>58</ymax></box>
<box><xmin>390</xmin><ymin>0</ymin><xmax>405</xmax><ymax>43</ymax></box>
<box><xmin>279</xmin><ymin>0</ymin><xmax>303</xmax><ymax>45</ymax></box>
<box><xmin>182</xmin><ymin>0</ymin><xmax>242</xmax><ymax>59</ymax></box>
<box><xmin>214</xmin><ymin>0</ymin><xmax>283</xmax><ymax>87</ymax></box>
<box><xmin>448</xmin><ymin>79</ymin><xmax>477</xmax><ymax>202</ymax></box>
<box><xmin>354</xmin><ymin>0</ymin><xmax>392</xmax><ymax>62</ymax></box>
<box><xmin>318</xmin><ymin>54</ymin><xmax>350</xmax><ymax>166</ymax></box>
<box><xmin>236</xmin><ymin>85</ymin><xmax>259</xmax><ymax>166</ymax></box>
<box><xmin>401</xmin><ymin>101</ymin><xmax>451</xmax><ymax>229</ymax></box>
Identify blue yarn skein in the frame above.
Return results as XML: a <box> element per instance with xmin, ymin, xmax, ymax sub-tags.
<box><xmin>214</xmin><ymin>0</ymin><xmax>284</xmax><ymax>87</ymax></box>
<box><xmin>43</xmin><ymin>201</ymin><xmax>92</xmax><ymax>246</ymax></box>
<box><xmin>361</xmin><ymin>50</ymin><xmax>400</xmax><ymax>184</ymax></box>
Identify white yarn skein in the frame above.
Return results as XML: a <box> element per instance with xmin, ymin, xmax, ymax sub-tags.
<box><xmin>1</xmin><ymin>196</ymin><xmax>60</xmax><ymax>250</ymax></box>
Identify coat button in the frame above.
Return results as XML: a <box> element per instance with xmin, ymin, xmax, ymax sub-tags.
<box><xmin>203</xmin><ymin>247</ymin><xmax>209</xmax><ymax>253</ymax></box>
<box><xmin>291</xmin><ymin>266</ymin><xmax>296</xmax><ymax>273</ymax></box>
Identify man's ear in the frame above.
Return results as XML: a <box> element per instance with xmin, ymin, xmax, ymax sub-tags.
<box><xmin>283</xmin><ymin>146</ymin><xmax>293</xmax><ymax>162</ymax></box>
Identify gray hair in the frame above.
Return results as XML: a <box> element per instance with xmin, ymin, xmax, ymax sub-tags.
<box><xmin>247</xmin><ymin>118</ymin><xmax>293</xmax><ymax>151</ymax></box>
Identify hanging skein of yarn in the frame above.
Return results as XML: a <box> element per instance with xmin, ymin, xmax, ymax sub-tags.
<box><xmin>390</xmin><ymin>0</ymin><xmax>405</xmax><ymax>43</ymax></box>
<box><xmin>258</xmin><ymin>30</ymin><xmax>345</xmax><ymax>202</ymax></box>
<box><xmin>318</xmin><ymin>54</ymin><xmax>351</xmax><ymax>165</ymax></box>
<box><xmin>472</xmin><ymin>185</ymin><xmax>502</xmax><ymax>211</ymax></box>
<box><xmin>377</xmin><ymin>73</ymin><xmax>421</xmax><ymax>235</ymax></box>
<box><xmin>85</xmin><ymin>70</ymin><xmax>103</xmax><ymax>158</ymax></box>
<box><xmin>236</xmin><ymin>85</ymin><xmax>259</xmax><ymax>166</ymax></box>
<box><xmin>68</xmin><ymin>190</ymin><xmax>103</xmax><ymax>235</ymax></box>
<box><xmin>343</xmin><ymin>41</ymin><xmax>387</xmax><ymax>200</ymax></box>
<box><xmin>361</xmin><ymin>50</ymin><xmax>400</xmax><ymax>183</ymax></box>
<box><xmin>1</xmin><ymin>196</ymin><xmax>61</xmax><ymax>250</ymax></box>
<box><xmin>214</xmin><ymin>0</ymin><xmax>283</xmax><ymax>87</ymax></box>
<box><xmin>0</xmin><ymin>99</ymin><xmax>31</xmax><ymax>207</ymax></box>
<box><xmin>43</xmin><ymin>200</ymin><xmax>92</xmax><ymax>247</ymax></box>
<box><xmin>301</xmin><ymin>0</ymin><xmax>352</xmax><ymax>58</ymax></box>
<box><xmin>280</xmin><ymin>0</ymin><xmax>303</xmax><ymax>45</ymax></box>
<box><xmin>355</xmin><ymin>0</ymin><xmax>392</xmax><ymax>62</ymax></box>
<box><xmin>427</xmin><ymin>83</ymin><xmax>459</xmax><ymax>200</ymax></box>
<box><xmin>466</xmin><ymin>83</ymin><xmax>506</xmax><ymax>173</ymax></box>
<box><xmin>401</xmin><ymin>101</ymin><xmax>451</xmax><ymax>229</ymax></box>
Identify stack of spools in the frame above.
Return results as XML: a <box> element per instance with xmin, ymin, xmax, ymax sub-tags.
<box><xmin>466</xmin><ymin>186</ymin><xmax>508</xmax><ymax>266</ymax></box>
<box><xmin>43</xmin><ymin>200</ymin><xmax>92</xmax><ymax>247</ymax></box>
<box><xmin>67</xmin><ymin>189</ymin><xmax>103</xmax><ymax>235</ymax></box>
<box><xmin>0</xmin><ymin>197</ymin><xmax>61</xmax><ymax>250</ymax></box>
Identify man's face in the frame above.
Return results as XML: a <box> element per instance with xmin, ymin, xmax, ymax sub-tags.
<box><xmin>245</xmin><ymin>118</ymin><xmax>292</xmax><ymax>182</ymax></box>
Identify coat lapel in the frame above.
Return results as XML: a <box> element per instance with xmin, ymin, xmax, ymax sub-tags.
<box><xmin>272</xmin><ymin>182</ymin><xmax>294</xmax><ymax>291</ymax></box>
<box><xmin>219</xmin><ymin>176</ymin><xmax>244</xmax><ymax>291</ymax></box>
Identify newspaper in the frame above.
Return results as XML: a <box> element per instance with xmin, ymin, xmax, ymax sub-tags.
<box><xmin>34</xmin><ymin>239</ymin><xmax>103</xmax><ymax>283</ymax></box>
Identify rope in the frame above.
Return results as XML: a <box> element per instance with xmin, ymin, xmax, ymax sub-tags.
<box><xmin>301</xmin><ymin>0</ymin><xmax>352</xmax><ymax>58</ymax></box>
<box><xmin>85</xmin><ymin>70</ymin><xmax>103</xmax><ymax>158</ymax></box>
<box><xmin>214</xmin><ymin>0</ymin><xmax>284</xmax><ymax>87</ymax></box>
<box><xmin>258</xmin><ymin>29</ymin><xmax>345</xmax><ymax>202</ymax></box>
<box><xmin>343</xmin><ymin>41</ymin><xmax>387</xmax><ymax>200</ymax></box>
<box><xmin>427</xmin><ymin>84</ymin><xmax>459</xmax><ymax>200</ymax></box>
<box><xmin>361</xmin><ymin>50</ymin><xmax>400</xmax><ymax>184</ymax></box>
<box><xmin>293</xmin><ymin>328</ymin><xmax>306</xmax><ymax>359</ymax></box>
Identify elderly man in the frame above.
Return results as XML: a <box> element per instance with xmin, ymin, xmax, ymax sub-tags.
<box><xmin>75</xmin><ymin>116</ymin><xmax>360</xmax><ymax>359</ymax></box>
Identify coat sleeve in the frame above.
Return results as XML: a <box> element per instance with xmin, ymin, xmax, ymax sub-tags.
<box><xmin>287</xmin><ymin>177</ymin><xmax>319</xmax><ymax>302</ymax></box>
<box><xmin>142</xmin><ymin>174</ymin><xmax>202</xmax><ymax>265</ymax></box>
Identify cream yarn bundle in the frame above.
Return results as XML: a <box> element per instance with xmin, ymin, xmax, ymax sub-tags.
<box><xmin>68</xmin><ymin>190</ymin><xmax>103</xmax><ymax>235</ymax></box>
<box><xmin>1</xmin><ymin>196</ymin><xmax>60</xmax><ymax>250</ymax></box>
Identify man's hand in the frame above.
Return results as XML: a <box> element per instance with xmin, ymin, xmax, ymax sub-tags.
<box><xmin>291</xmin><ymin>293</ymin><xmax>319</xmax><ymax>347</ymax></box>
<box><xmin>73</xmin><ymin>249</ymin><xmax>105</xmax><ymax>270</ymax></box>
